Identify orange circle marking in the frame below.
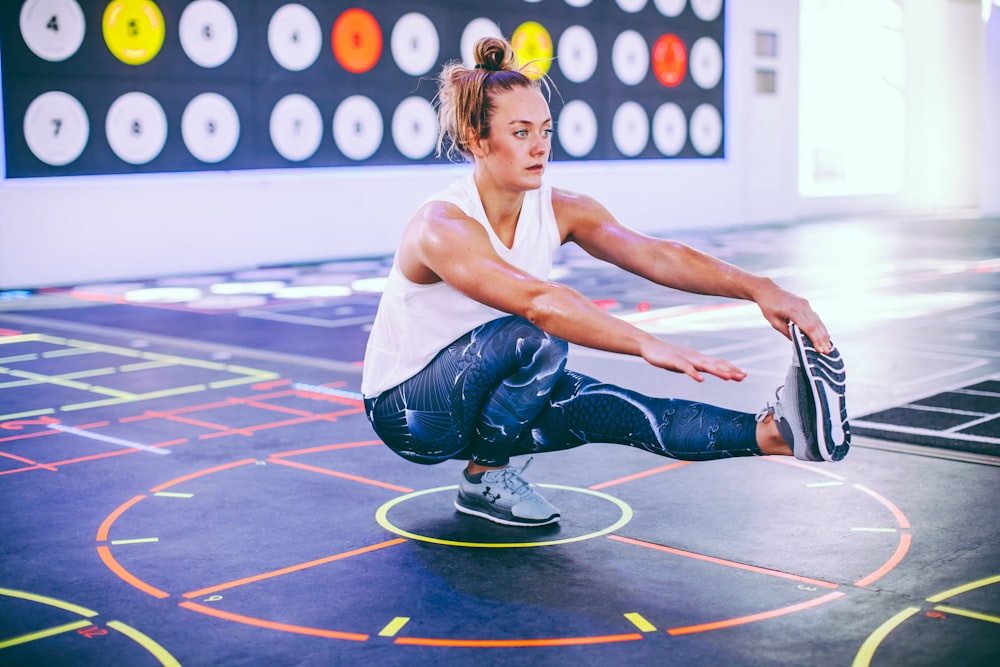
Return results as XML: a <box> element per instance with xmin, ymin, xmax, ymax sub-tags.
<box><xmin>652</xmin><ymin>33</ymin><xmax>687</xmax><ymax>87</ymax></box>
<box><xmin>332</xmin><ymin>8</ymin><xmax>382</xmax><ymax>74</ymax></box>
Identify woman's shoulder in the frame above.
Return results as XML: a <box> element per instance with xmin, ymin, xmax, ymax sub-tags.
<box><xmin>550</xmin><ymin>186</ymin><xmax>603</xmax><ymax>221</ymax></box>
<box><xmin>423</xmin><ymin>174</ymin><xmax>477</xmax><ymax>208</ymax></box>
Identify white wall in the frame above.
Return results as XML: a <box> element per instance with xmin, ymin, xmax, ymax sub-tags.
<box><xmin>984</xmin><ymin>4</ymin><xmax>1000</xmax><ymax>216</ymax></box>
<box><xmin>0</xmin><ymin>0</ymin><xmax>991</xmax><ymax>289</ymax></box>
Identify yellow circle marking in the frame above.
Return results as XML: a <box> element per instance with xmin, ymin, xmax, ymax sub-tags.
<box><xmin>376</xmin><ymin>483</ymin><xmax>632</xmax><ymax>548</ymax></box>
<box><xmin>0</xmin><ymin>587</ymin><xmax>180</xmax><ymax>665</ymax></box>
<box><xmin>511</xmin><ymin>21</ymin><xmax>552</xmax><ymax>80</ymax></box>
<box><xmin>852</xmin><ymin>573</ymin><xmax>1000</xmax><ymax>667</ymax></box>
<box><xmin>0</xmin><ymin>587</ymin><xmax>98</xmax><ymax>617</ymax></box>
<box><xmin>103</xmin><ymin>0</ymin><xmax>165</xmax><ymax>65</ymax></box>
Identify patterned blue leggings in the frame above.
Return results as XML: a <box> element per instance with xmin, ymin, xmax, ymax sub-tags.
<box><xmin>364</xmin><ymin>316</ymin><xmax>761</xmax><ymax>467</ymax></box>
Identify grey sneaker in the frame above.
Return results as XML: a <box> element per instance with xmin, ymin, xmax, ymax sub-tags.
<box><xmin>455</xmin><ymin>458</ymin><xmax>560</xmax><ymax>527</ymax></box>
<box><xmin>759</xmin><ymin>364</ymin><xmax>824</xmax><ymax>461</ymax></box>
<box><xmin>759</xmin><ymin>323</ymin><xmax>850</xmax><ymax>462</ymax></box>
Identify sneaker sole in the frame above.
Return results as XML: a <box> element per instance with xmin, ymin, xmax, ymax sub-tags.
<box><xmin>454</xmin><ymin>496</ymin><xmax>560</xmax><ymax>527</ymax></box>
<box><xmin>790</xmin><ymin>323</ymin><xmax>851</xmax><ymax>462</ymax></box>
<box><xmin>781</xmin><ymin>364</ymin><xmax>824</xmax><ymax>462</ymax></box>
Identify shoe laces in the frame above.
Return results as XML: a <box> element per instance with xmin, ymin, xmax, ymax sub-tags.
<box><xmin>498</xmin><ymin>457</ymin><xmax>534</xmax><ymax>496</ymax></box>
<box><xmin>756</xmin><ymin>386</ymin><xmax>785</xmax><ymax>423</ymax></box>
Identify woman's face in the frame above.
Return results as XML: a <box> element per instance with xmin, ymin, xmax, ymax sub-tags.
<box><xmin>472</xmin><ymin>86</ymin><xmax>552</xmax><ymax>191</ymax></box>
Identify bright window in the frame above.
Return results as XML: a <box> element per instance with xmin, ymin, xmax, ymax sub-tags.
<box><xmin>798</xmin><ymin>0</ymin><xmax>906</xmax><ymax>196</ymax></box>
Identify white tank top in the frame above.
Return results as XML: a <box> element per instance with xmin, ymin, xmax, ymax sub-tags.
<box><xmin>361</xmin><ymin>174</ymin><xmax>562</xmax><ymax>398</ymax></box>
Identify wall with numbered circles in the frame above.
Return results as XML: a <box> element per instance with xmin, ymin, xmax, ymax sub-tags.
<box><xmin>0</xmin><ymin>0</ymin><xmax>984</xmax><ymax>288</ymax></box>
<box><xmin>1</xmin><ymin>0</ymin><xmax>726</xmax><ymax>178</ymax></box>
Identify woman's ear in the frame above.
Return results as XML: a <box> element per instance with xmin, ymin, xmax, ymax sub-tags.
<box><xmin>465</xmin><ymin>127</ymin><xmax>488</xmax><ymax>158</ymax></box>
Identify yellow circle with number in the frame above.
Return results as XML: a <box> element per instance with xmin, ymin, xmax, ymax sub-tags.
<box><xmin>511</xmin><ymin>21</ymin><xmax>552</xmax><ymax>79</ymax></box>
<box><xmin>103</xmin><ymin>0</ymin><xmax>165</xmax><ymax>65</ymax></box>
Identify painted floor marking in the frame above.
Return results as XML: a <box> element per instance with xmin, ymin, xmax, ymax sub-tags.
<box><xmin>589</xmin><ymin>461</ymin><xmax>692</xmax><ymax>490</ymax></box>
<box><xmin>394</xmin><ymin>633</ymin><xmax>645</xmax><ymax>648</ymax></box>
<box><xmin>668</xmin><ymin>591</ymin><xmax>847</xmax><ymax>636</ymax></box>
<box><xmin>854</xmin><ymin>573</ymin><xmax>1000</xmax><ymax>666</ymax></box>
<box><xmin>111</xmin><ymin>537</ymin><xmax>159</xmax><ymax>545</ymax></box>
<box><xmin>97</xmin><ymin>546</ymin><xmax>170</xmax><ymax>599</ymax></box>
<box><xmin>853</xmin><ymin>484</ymin><xmax>911</xmax><ymax>529</ymax></box>
<box><xmin>0</xmin><ymin>312</ymin><xmax>363</xmax><ymax>374</ymax></box>
<box><xmin>241</xmin><ymin>310</ymin><xmax>373</xmax><ymax>329</ymax></box>
<box><xmin>853</xmin><ymin>533</ymin><xmax>913</xmax><ymax>588</ymax></box>
<box><xmin>178</xmin><ymin>601</ymin><xmax>370</xmax><ymax>642</ymax></box>
<box><xmin>624</xmin><ymin>612</ymin><xmax>657</xmax><ymax>632</ymax></box>
<box><xmin>378</xmin><ymin>617</ymin><xmax>410</xmax><ymax>637</ymax></box>
<box><xmin>50</xmin><ymin>424</ymin><xmax>169</xmax><ymax>455</ymax></box>
<box><xmin>0</xmin><ymin>587</ymin><xmax>98</xmax><ymax>617</ymax></box>
<box><xmin>852</xmin><ymin>606</ymin><xmax>921</xmax><ymax>667</ymax></box>
<box><xmin>182</xmin><ymin>539</ymin><xmax>408</xmax><ymax>599</ymax></box>
<box><xmin>851</xmin><ymin>527</ymin><xmax>898</xmax><ymax>533</ymax></box>
<box><xmin>853</xmin><ymin>419</ymin><xmax>1000</xmax><ymax>445</ymax></box>
<box><xmin>292</xmin><ymin>382</ymin><xmax>364</xmax><ymax>400</ymax></box>
<box><xmin>0</xmin><ymin>586</ymin><xmax>182</xmax><ymax>664</ymax></box>
<box><xmin>932</xmin><ymin>604</ymin><xmax>1000</xmax><ymax>624</ymax></box>
<box><xmin>97</xmin><ymin>495</ymin><xmax>147</xmax><ymax>541</ymax></box>
<box><xmin>608</xmin><ymin>535</ymin><xmax>839</xmax><ymax>589</ymax></box>
<box><xmin>0</xmin><ymin>619</ymin><xmax>94</xmax><ymax>649</ymax></box>
<box><xmin>0</xmin><ymin>408</ymin><xmax>56</xmax><ymax>420</ymax></box>
<box><xmin>149</xmin><ymin>459</ymin><xmax>257</xmax><ymax>493</ymax></box>
<box><xmin>926</xmin><ymin>573</ymin><xmax>1000</xmax><ymax>601</ymax></box>
<box><xmin>766</xmin><ymin>456</ymin><xmax>848</xmax><ymax>481</ymax></box>
<box><xmin>0</xmin><ymin>332</ymin><xmax>279</xmax><ymax>420</ymax></box>
<box><xmin>104</xmin><ymin>620</ymin><xmax>182</xmax><ymax>667</ymax></box>
<box><xmin>268</xmin><ymin>457</ymin><xmax>413</xmax><ymax>493</ymax></box>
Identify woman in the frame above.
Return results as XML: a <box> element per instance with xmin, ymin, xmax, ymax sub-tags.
<box><xmin>362</xmin><ymin>37</ymin><xmax>849</xmax><ymax>527</ymax></box>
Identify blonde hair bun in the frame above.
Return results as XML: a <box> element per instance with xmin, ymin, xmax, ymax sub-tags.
<box><xmin>474</xmin><ymin>36</ymin><xmax>519</xmax><ymax>72</ymax></box>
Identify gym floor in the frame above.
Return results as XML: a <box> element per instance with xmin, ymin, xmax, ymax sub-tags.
<box><xmin>1</xmin><ymin>214</ymin><xmax>998</xmax><ymax>666</ymax></box>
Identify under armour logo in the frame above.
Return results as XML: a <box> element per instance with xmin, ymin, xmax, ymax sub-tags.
<box><xmin>482</xmin><ymin>486</ymin><xmax>500</xmax><ymax>504</ymax></box>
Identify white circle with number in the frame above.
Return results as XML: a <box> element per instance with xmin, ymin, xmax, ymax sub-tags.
<box><xmin>20</xmin><ymin>0</ymin><xmax>86</xmax><ymax>62</ymax></box>
<box><xmin>557</xmin><ymin>100</ymin><xmax>598</xmax><ymax>158</ymax></box>
<box><xmin>106</xmin><ymin>92</ymin><xmax>168</xmax><ymax>165</ymax></box>
<box><xmin>557</xmin><ymin>26</ymin><xmax>598</xmax><ymax>84</ymax></box>
<box><xmin>182</xmin><ymin>92</ymin><xmax>241</xmax><ymax>163</ymax></box>
<box><xmin>23</xmin><ymin>91</ymin><xmax>89</xmax><ymax>166</ymax></box>
<box><xmin>612</xmin><ymin>101</ymin><xmax>649</xmax><ymax>157</ymax></box>
<box><xmin>460</xmin><ymin>18</ymin><xmax>503</xmax><ymax>68</ymax></box>
<box><xmin>179</xmin><ymin>0</ymin><xmax>238</xmax><ymax>68</ymax></box>
<box><xmin>654</xmin><ymin>0</ymin><xmax>686</xmax><ymax>17</ymax></box>
<box><xmin>691</xmin><ymin>0</ymin><xmax>723</xmax><ymax>21</ymax></box>
<box><xmin>391</xmin><ymin>13</ymin><xmax>439</xmax><ymax>77</ymax></box>
<box><xmin>333</xmin><ymin>96</ymin><xmax>383</xmax><ymax>161</ymax></box>
<box><xmin>652</xmin><ymin>102</ymin><xmax>686</xmax><ymax>156</ymax></box>
<box><xmin>689</xmin><ymin>36</ymin><xmax>722</xmax><ymax>90</ymax></box>
<box><xmin>690</xmin><ymin>103</ymin><xmax>722</xmax><ymax>156</ymax></box>
<box><xmin>615</xmin><ymin>0</ymin><xmax>647</xmax><ymax>13</ymax></box>
<box><xmin>611</xmin><ymin>30</ymin><xmax>649</xmax><ymax>86</ymax></box>
<box><xmin>392</xmin><ymin>96</ymin><xmax>437</xmax><ymax>160</ymax></box>
<box><xmin>268</xmin><ymin>3</ymin><xmax>322</xmax><ymax>72</ymax></box>
<box><xmin>270</xmin><ymin>94</ymin><xmax>323</xmax><ymax>162</ymax></box>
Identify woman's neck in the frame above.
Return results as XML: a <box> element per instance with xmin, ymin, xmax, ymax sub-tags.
<box><xmin>474</xmin><ymin>172</ymin><xmax>525</xmax><ymax>248</ymax></box>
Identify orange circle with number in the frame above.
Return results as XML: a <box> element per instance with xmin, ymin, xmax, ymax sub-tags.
<box><xmin>652</xmin><ymin>33</ymin><xmax>687</xmax><ymax>87</ymax></box>
<box><xmin>332</xmin><ymin>8</ymin><xmax>382</xmax><ymax>74</ymax></box>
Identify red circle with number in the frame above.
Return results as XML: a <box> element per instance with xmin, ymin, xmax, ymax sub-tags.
<box><xmin>332</xmin><ymin>8</ymin><xmax>382</xmax><ymax>74</ymax></box>
<box><xmin>652</xmin><ymin>34</ymin><xmax>687</xmax><ymax>87</ymax></box>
